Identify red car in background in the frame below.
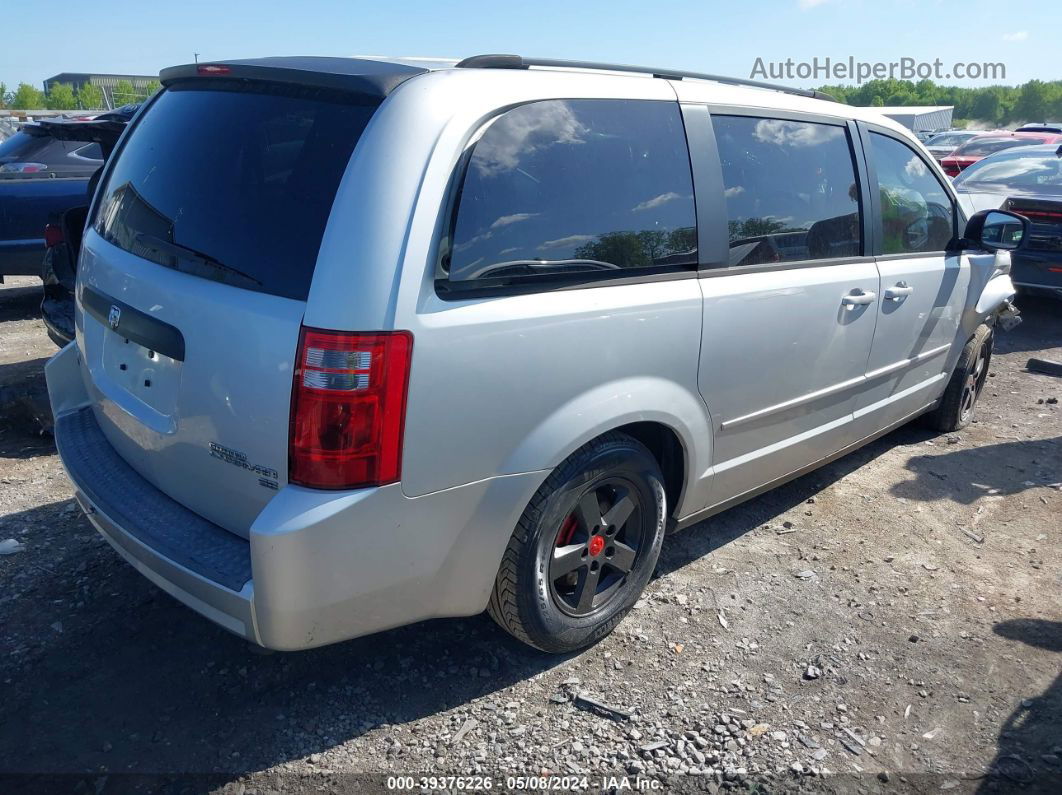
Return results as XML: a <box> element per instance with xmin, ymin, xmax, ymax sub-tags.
<box><xmin>940</xmin><ymin>131</ymin><xmax>1062</xmax><ymax>177</ymax></box>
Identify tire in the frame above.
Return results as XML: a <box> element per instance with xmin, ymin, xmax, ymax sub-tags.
<box><xmin>925</xmin><ymin>324</ymin><xmax>994</xmax><ymax>432</ymax></box>
<box><xmin>487</xmin><ymin>432</ymin><xmax>666</xmax><ymax>653</ymax></box>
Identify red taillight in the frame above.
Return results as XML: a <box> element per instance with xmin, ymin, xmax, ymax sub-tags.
<box><xmin>1021</xmin><ymin>210</ymin><xmax>1062</xmax><ymax>221</ymax></box>
<box><xmin>0</xmin><ymin>162</ymin><xmax>47</xmax><ymax>174</ymax></box>
<box><xmin>197</xmin><ymin>64</ymin><xmax>231</xmax><ymax>75</ymax></box>
<box><xmin>44</xmin><ymin>223</ymin><xmax>64</xmax><ymax>248</ymax></box>
<box><xmin>289</xmin><ymin>327</ymin><xmax>413</xmax><ymax>490</ymax></box>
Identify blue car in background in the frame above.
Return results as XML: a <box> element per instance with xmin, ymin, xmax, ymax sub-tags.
<box><xmin>0</xmin><ymin>128</ymin><xmax>101</xmax><ymax>277</ymax></box>
<box><xmin>0</xmin><ymin>106</ymin><xmax>137</xmax><ymax>282</ymax></box>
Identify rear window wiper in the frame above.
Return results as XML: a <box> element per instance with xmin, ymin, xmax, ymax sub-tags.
<box><xmin>134</xmin><ymin>233</ymin><xmax>263</xmax><ymax>289</ymax></box>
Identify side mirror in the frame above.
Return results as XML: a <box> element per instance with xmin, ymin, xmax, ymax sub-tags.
<box><xmin>962</xmin><ymin>209</ymin><xmax>1028</xmax><ymax>252</ymax></box>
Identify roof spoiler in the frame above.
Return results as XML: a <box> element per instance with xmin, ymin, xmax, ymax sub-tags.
<box><xmin>22</xmin><ymin>116</ymin><xmax>132</xmax><ymax>155</ymax></box>
<box><xmin>160</xmin><ymin>57</ymin><xmax>427</xmax><ymax>99</ymax></box>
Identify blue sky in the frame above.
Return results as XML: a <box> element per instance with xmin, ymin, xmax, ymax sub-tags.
<box><xmin>1</xmin><ymin>0</ymin><xmax>1056</xmax><ymax>89</ymax></box>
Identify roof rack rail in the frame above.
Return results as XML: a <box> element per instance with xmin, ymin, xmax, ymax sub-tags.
<box><xmin>455</xmin><ymin>54</ymin><xmax>836</xmax><ymax>102</ymax></box>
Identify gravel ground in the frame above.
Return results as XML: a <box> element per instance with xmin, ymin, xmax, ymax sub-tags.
<box><xmin>0</xmin><ymin>276</ymin><xmax>1059</xmax><ymax>794</ymax></box>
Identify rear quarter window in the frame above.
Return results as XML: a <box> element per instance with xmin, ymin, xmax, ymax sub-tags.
<box><xmin>443</xmin><ymin>99</ymin><xmax>697</xmax><ymax>288</ymax></box>
<box><xmin>93</xmin><ymin>82</ymin><xmax>379</xmax><ymax>301</ymax></box>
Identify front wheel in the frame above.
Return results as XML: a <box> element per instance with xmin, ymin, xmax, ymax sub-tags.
<box><xmin>926</xmin><ymin>324</ymin><xmax>993</xmax><ymax>432</ymax></box>
<box><xmin>487</xmin><ymin>432</ymin><xmax>666</xmax><ymax>653</ymax></box>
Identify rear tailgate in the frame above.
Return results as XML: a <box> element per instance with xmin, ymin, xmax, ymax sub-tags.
<box><xmin>73</xmin><ymin>71</ymin><xmax>386</xmax><ymax>537</ymax></box>
<box><xmin>77</xmin><ymin>240</ymin><xmax>303</xmax><ymax>536</ymax></box>
<box><xmin>1007</xmin><ymin>197</ymin><xmax>1062</xmax><ymax>252</ymax></box>
<box><xmin>1007</xmin><ymin>196</ymin><xmax>1062</xmax><ymax>288</ymax></box>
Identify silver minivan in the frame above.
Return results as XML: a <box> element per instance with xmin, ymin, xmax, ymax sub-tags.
<box><xmin>46</xmin><ymin>55</ymin><xmax>1026</xmax><ymax>653</ymax></box>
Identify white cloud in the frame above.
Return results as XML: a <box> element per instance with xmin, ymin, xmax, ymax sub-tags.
<box><xmin>453</xmin><ymin>231</ymin><xmax>490</xmax><ymax>253</ymax></box>
<box><xmin>489</xmin><ymin>212</ymin><xmax>539</xmax><ymax>229</ymax></box>
<box><xmin>904</xmin><ymin>156</ymin><xmax>928</xmax><ymax>179</ymax></box>
<box><xmin>632</xmin><ymin>192</ymin><xmax>682</xmax><ymax>212</ymax></box>
<box><xmin>724</xmin><ymin>186</ymin><xmax>745</xmax><ymax>198</ymax></box>
<box><xmin>798</xmin><ymin>0</ymin><xmax>832</xmax><ymax>9</ymax></box>
<box><xmin>754</xmin><ymin>118</ymin><xmax>844</xmax><ymax>148</ymax></box>
<box><xmin>539</xmin><ymin>234</ymin><xmax>595</xmax><ymax>250</ymax></box>
<box><xmin>1002</xmin><ymin>31</ymin><xmax>1028</xmax><ymax>42</ymax></box>
<box><xmin>473</xmin><ymin>101</ymin><xmax>586</xmax><ymax>178</ymax></box>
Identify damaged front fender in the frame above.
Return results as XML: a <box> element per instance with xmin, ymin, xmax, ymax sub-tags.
<box><xmin>973</xmin><ymin>250</ymin><xmax>1021</xmax><ymax>331</ymax></box>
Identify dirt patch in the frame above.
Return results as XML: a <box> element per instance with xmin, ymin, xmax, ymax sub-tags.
<box><xmin>0</xmin><ymin>277</ymin><xmax>53</xmax><ymax>433</ymax></box>
<box><xmin>0</xmin><ymin>280</ymin><xmax>1059</xmax><ymax>793</ymax></box>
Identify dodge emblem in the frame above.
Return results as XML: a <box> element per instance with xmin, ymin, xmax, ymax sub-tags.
<box><xmin>108</xmin><ymin>305</ymin><xmax>121</xmax><ymax>330</ymax></box>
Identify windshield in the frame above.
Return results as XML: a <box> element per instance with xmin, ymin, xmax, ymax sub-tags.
<box><xmin>954</xmin><ymin>137</ymin><xmax>1047</xmax><ymax>157</ymax></box>
<box><xmin>954</xmin><ymin>150</ymin><xmax>1062</xmax><ymax>195</ymax></box>
<box><xmin>93</xmin><ymin>81</ymin><xmax>379</xmax><ymax>301</ymax></box>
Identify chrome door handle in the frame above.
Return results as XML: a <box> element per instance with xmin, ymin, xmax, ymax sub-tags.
<box><xmin>841</xmin><ymin>289</ymin><xmax>876</xmax><ymax>307</ymax></box>
<box><xmin>884</xmin><ymin>283</ymin><xmax>914</xmax><ymax>300</ymax></box>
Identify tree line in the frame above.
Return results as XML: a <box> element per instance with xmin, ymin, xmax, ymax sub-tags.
<box><xmin>0</xmin><ymin>79</ymin><xmax>161</xmax><ymax>111</ymax></box>
<box><xmin>4</xmin><ymin>74</ymin><xmax>1058</xmax><ymax>124</ymax></box>
<box><xmin>815</xmin><ymin>78</ymin><xmax>1062</xmax><ymax>127</ymax></box>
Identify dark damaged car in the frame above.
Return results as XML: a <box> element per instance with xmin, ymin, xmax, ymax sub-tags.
<box><xmin>35</xmin><ymin>106</ymin><xmax>139</xmax><ymax>345</ymax></box>
<box><xmin>1</xmin><ymin>120</ymin><xmax>103</xmax><ymax>277</ymax></box>
<box><xmin>954</xmin><ymin>144</ymin><xmax>1062</xmax><ymax>298</ymax></box>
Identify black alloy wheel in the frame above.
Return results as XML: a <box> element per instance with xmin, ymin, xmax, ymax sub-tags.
<box><xmin>487</xmin><ymin>432</ymin><xmax>667</xmax><ymax>653</ymax></box>
<box><xmin>549</xmin><ymin>479</ymin><xmax>647</xmax><ymax>617</ymax></box>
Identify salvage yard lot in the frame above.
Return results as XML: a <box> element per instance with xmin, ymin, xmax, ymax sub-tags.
<box><xmin>0</xmin><ymin>276</ymin><xmax>1059</xmax><ymax>792</ymax></box>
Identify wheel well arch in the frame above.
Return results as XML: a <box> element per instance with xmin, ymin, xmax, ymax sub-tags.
<box><xmin>497</xmin><ymin>377</ymin><xmax>712</xmax><ymax>520</ymax></box>
<box><xmin>609</xmin><ymin>421</ymin><xmax>687</xmax><ymax>520</ymax></box>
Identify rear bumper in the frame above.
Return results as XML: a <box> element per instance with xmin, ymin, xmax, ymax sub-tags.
<box><xmin>55</xmin><ymin>402</ymin><xmax>259</xmax><ymax>641</ymax></box>
<box><xmin>41</xmin><ymin>304</ymin><xmax>75</xmax><ymax>348</ymax></box>
<box><xmin>75</xmin><ymin>486</ymin><xmax>259</xmax><ymax>638</ymax></box>
<box><xmin>46</xmin><ymin>344</ymin><xmax>546</xmax><ymax>650</ymax></box>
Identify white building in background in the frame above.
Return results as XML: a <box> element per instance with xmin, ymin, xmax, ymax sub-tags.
<box><xmin>873</xmin><ymin>105</ymin><xmax>955</xmax><ymax>134</ymax></box>
<box><xmin>43</xmin><ymin>72</ymin><xmax>157</xmax><ymax>109</ymax></box>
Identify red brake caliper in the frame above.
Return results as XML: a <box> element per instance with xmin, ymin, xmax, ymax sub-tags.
<box><xmin>556</xmin><ymin>514</ymin><xmax>578</xmax><ymax>547</ymax></box>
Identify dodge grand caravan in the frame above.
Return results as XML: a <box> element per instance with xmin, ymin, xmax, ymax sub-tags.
<box><xmin>46</xmin><ymin>55</ymin><xmax>1026</xmax><ymax>653</ymax></box>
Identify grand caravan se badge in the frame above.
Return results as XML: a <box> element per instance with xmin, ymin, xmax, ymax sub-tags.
<box><xmin>208</xmin><ymin>442</ymin><xmax>279</xmax><ymax>490</ymax></box>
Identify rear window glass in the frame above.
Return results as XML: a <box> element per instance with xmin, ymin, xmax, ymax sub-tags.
<box><xmin>93</xmin><ymin>82</ymin><xmax>378</xmax><ymax>300</ymax></box>
<box><xmin>0</xmin><ymin>131</ymin><xmax>100</xmax><ymax>177</ymax></box>
<box><xmin>445</xmin><ymin>99</ymin><xmax>697</xmax><ymax>285</ymax></box>
<box><xmin>954</xmin><ymin>150</ymin><xmax>1062</xmax><ymax>193</ymax></box>
<box><xmin>955</xmin><ymin>137</ymin><xmax>1043</xmax><ymax>157</ymax></box>
<box><xmin>0</xmin><ymin>131</ymin><xmax>41</xmax><ymax>159</ymax></box>
<box><xmin>926</xmin><ymin>133</ymin><xmax>971</xmax><ymax>148</ymax></box>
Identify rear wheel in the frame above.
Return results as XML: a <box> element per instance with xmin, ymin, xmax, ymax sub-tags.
<box><xmin>487</xmin><ymin>433</ymin><xmax>666</xmax><ymax>653</ymax></box>
<box><xmin>926</xmin><ymin>324</ymin><xmax>993</xmax><ymax>432</ymax></box>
